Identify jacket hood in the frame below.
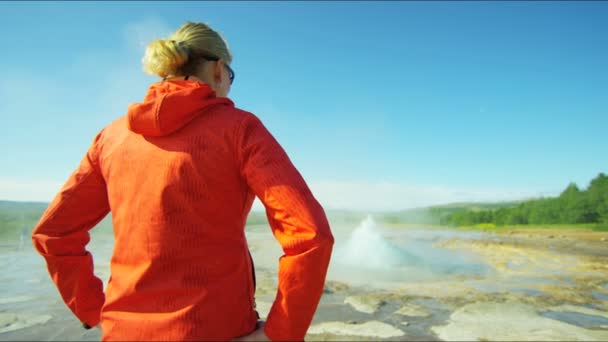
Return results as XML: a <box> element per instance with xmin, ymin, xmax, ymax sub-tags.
<box><xmin>127</xmin><ymin>80</ymin><xmax>234</xmax><ymax>137</ymax></box>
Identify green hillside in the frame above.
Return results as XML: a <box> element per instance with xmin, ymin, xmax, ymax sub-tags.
<box><xmin>439</xmin><ymin>173</ymin><xmax>608</xmax><ymax>231</ymax></box>
<box><xmin>0</xmin><ymin>201</ymin><xmax>48</xmax><ymax>243</ymax></box>
<box><xmin>0</xmin><ymin>200</ymin><xmax>114</xmax><ymax>244</ymax></box>
<box><xmin>246</xmin><ymin>209</ymin><xmax>369</xmax><ymax>227</ymax></box>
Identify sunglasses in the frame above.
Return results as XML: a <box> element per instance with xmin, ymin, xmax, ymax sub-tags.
<box><xmin>196</xmin><ymin>53</ymin><xmax>235</xmax><ymax>85</ymax></box>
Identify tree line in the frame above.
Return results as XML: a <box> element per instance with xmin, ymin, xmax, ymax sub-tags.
<box><xmin>440</xmin><ymin>173</ymin><xmax>608</xmax><ymax>227</ymax></box>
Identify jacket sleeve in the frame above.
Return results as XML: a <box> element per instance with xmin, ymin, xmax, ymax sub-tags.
<box><xmin>31</xmin><ymin>130</ymin><xmax>110</xmax><ymax>328</ymax></box>
<box><xmin>236</xmin><ymin>114</ymin><xmax>334</xmax><ymax>341</ymax></box>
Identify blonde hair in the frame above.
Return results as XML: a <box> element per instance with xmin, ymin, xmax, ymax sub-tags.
<box><xmin>143</xmin><ymin>21</ymin><xmax>232</xmax><ymax>78</ymax></box>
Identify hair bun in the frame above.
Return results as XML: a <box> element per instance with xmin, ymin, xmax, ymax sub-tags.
<box><xmin>142</xmin><ymin>39</ymin><xmax>189</xmax><ymax>78</ymax></box>
<box><xmin>141</xmin><ymin>22</ymin><xmax>232</xmax><ymax>79</ymax></box>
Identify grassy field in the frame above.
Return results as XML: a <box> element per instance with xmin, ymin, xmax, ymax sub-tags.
<box><xmin>453</xmin><ymin>222</ymin><xmax>608</xmax><ymax>232</ymax></box>
<box><xmin>0</xmin><ymin>201</ymin><xmax>113</xmax><ymax>244</ymax></box>
<box><xmin>0</xmin><ymin>201</ymin><xmax>48</xmax><ymax>243</ymax></box>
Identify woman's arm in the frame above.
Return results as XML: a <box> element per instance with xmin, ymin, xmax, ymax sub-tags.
<box><xmin>31</xmin><ymin>131</ymin><xmax>110</xmax><ymax>328</ymax></box>
<box><xmin>236</xmin><ymin>114</ymin><xmax>334</xmax><ymax>341</ymax></box>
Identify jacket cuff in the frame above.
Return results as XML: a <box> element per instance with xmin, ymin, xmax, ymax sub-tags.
<box><xmin>80</xmin><ymin>307</ymin><xmax>102</xmax><ymax>330</ymax></box>
<box><xmin>264</xmin><ymin>323</ymin><xmax>304</xmax><ymax>342</ymax></box>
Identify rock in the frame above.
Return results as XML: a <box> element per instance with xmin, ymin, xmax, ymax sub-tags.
<box><xmin>539</xmin><ymin>285</ymin><xmax>592</xmax><ymax>305</ymax></box>
<box><xmin>394</xmin><ymin>303</ymin><xmax>431</xmax><ymax>317</ymax></box>
<box><xmin>0</xmin><ymin>313</ymin><xmax>17</xmax><ymax>327</ymax></box>
<box><xmin>344</xmin><ymin>295</ymin><xmax>386</xmax><ymax>314</ymax></box>
<box><xmin>0</xmin><ymin>295</ymin><xmax>36</xmax><ymax>305</ymax></box>
<box><xmin>398</xmin><ymin>282</ymin><xmax>473</xmax><ymax>299</ymax></box>
<box><xmin>307</xmin><ymin>321</ymin><xmax>405</xmax><ymax>338</ymax></box>
<box><xmin>401</xmin><ymin>321</ymin><xmax>409</xmax><ymax>326</ymax></box>
<box><xmin>431</xmin><ymin>301</ymin><xmax>608</xmax><ymax>341</ymax></box>
<box><xmin>601</xmin><ymin>237</ymin><xmax>607</xmax><ymax>242</ymax></box>
<box><xmin>547</xmin><ymin>304</ymin><xmax>608</xmax><ymax>320</ymax></box>
<box><xmin>323</xmin><ymin>281</ymin><xmax>350</xmax><ymax>294</ymax></box>
<box><xmin>548</xmin><ymin>235</ymin><xmax>555</xmax><ymax>239</ymax></box>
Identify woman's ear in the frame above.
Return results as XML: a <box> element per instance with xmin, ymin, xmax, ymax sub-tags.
<box><xmin>213</xmin><ymin>60</ymin><xmax>225</xmax><ymax>85</ymax></box>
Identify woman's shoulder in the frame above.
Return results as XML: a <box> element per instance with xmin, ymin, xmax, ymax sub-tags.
<box><xmin>100</xmin><ymin>116</ymin><xmax>129</xmax><ymax>139</ymax></box>
<box><xmin>213</xmin><ymin>105</ymin><xmax>266</xmax><ymax>133</ymax></box>
<box><xmin>226</xmin><ymin>105</ymin><xmax>261</xmax><ymax>123</ymax></box>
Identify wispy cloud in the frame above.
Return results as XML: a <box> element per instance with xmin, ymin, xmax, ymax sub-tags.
<box><xmin>2</xmin><ymin>177</ymin><xmax>552</xmax><ymax>211</ymax></box>
<box><xmin>94</xmin><ymin>17</ymin><xmax>173</xmax><ymax>116</ymax></box>
<box><xmin>0</xmin><ymin>17</ymin><xmax>175</xmax><ymax>200</ymax></box>
<box><xmin>309</xmin><ymin>180</ymin><xmax>552</xmax><ymax>211</ymax></box>
<box><xmin>123</xmin><ymin>16</ymin><xmax>173</xmax><ymax>53</ymax></box>
<box><xmin>250</xmin><ymin>180</ymin><xmax>553</xmax><ymax>212</ymax></box>
<box><xmin>0</xmin><ymin>178</ymin><xmax>63</xmax><ymax>202</ymax></box>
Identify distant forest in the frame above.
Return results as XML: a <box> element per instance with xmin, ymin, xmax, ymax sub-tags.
<box><xmin>437</xmin><ymin>173</ymin><xmax>608</xmax><ymax>227</ymax></box>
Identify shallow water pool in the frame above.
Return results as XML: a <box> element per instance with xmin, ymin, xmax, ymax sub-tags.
<box><xmin>327</xmin><ymin>216</ymin><xmax>493</xmax><ymax>287</ymax></box>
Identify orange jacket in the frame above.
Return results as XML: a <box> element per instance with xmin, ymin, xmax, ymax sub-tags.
<box><xmin>32</xmin><ymin>80</ymin><xmax>334</xmax><ymax>341</ymax></box>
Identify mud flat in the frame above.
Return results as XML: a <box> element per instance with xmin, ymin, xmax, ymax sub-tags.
<box><xmin>2</xmin><ymin>225</ymin><xmax>608</xmax><ymax>341</ymax></box>
<box><xmin>303</xmin><ymin>227</ymin><xmax>608</xmax><ymax>341</ymax></box>
<box><xmin>431</xmin><ymin>301</ymin><xmax>608</xmax><ymax>341</ymax></box>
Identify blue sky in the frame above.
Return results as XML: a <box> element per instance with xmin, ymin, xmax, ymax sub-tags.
<box><xmin>0</xmin><ymin>1</ymin><xmax>606</xmax><ymax>210</ymax></box>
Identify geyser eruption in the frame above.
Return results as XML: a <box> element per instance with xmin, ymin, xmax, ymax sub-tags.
<box><xmin>334</xmin><ymin>215</ymin><xmax>421</xmax><ymax>269</ymax></box>
<box><xmin>327</xmin><ymin>215</ymin><xmax>491</xmax><ymax>286</ymax></box>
